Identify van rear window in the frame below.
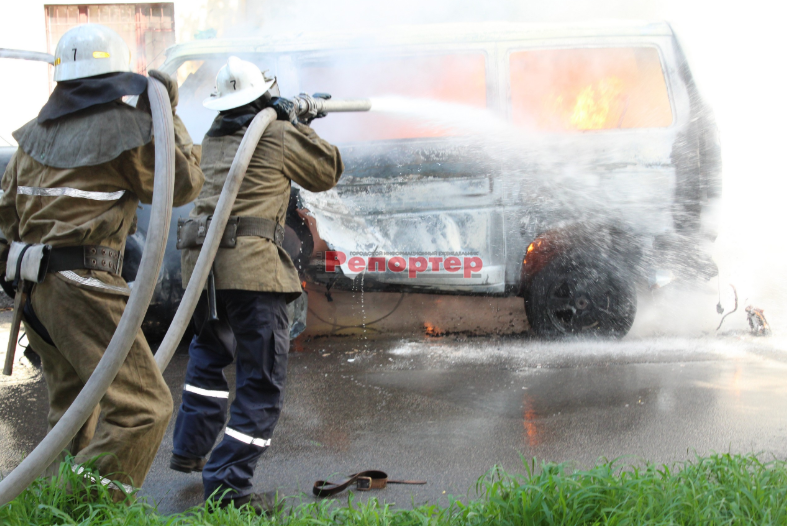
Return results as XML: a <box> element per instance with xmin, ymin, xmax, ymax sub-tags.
<box><xmin>299</xmin><ymin>53</ymin><xmax>487</xmax><ymax>142</ymax></box>
<box><xmin>509</xmin><ymin>47</ymin><xmax>672</xmax><ymax>131</ymax></box>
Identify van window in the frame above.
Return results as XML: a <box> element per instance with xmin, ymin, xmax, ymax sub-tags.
<box><xmin>509</xmin><ymin>47</ymin><xmax>672</xmax><ymax>131</ymax></box>
<box><xmin>297</xmin><ymin>53</ymin><xmax>487</xmax><ymax>142</ymax></box>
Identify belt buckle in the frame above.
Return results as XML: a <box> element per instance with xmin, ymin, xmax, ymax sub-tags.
<box><xmin>274</xmin><ymin>225</ymin><xmax>284</xmax><ymax>246</ymax></box>
<box><xmin>355</xmin><ymin>476</ymin><xmax>372</xmax><ymax>491</ymax></box>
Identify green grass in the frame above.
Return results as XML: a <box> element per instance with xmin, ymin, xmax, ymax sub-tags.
<box><xmin>2</xmin><ymin>452</ymin><xmax>787</xmax><ymax>525</ymax></box>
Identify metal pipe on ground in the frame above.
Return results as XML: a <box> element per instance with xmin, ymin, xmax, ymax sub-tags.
<box><xmin>0</xmin><ymin>77</ymin><xmax>176</xmax><ymax>506</ymax></box>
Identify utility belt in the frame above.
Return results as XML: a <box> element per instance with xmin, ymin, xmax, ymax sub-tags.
<box><xmin>176</xmin><ymin>215</ymin><xmax>285</xmax><ymax>324</ymax></box>
<box><xmin>6</xmin><ymin>242</ymin><xmax>123</xmax><ymax>284</ymax></box>
<box><xmin>176</xmin><ymin>215</ymin><xmax>285</xmax><ymax>250</ymax></box>
<box><xmin>2</xmin><ymin>242</ymin><xmax>123</xmax><ymax>376</ymax></box>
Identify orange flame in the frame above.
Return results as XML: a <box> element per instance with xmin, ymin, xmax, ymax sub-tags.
<box><xmin>568</xmin><ymin>78</ymin><xmax>624</xmax><ymax>130</ymax></box>
<box><xmin>510</xmin><ymin>47</ymin><xmax>672</xmax><ymax>132</ymax></box>
<box><xmin>424</xmin><ymin>322</ymin><xmax>444</xmax><ymax>337</ymax></box>
<box><xmin>523</xmin><ymin>397</ymin><xmax>539</xmax><ymax>447</ymax></box>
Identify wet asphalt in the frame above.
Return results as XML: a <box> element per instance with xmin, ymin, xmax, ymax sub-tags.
<box><xmin>2</xmin><ymin>320</ymin><xmax>787</xmax><ymax>515</ymax></box>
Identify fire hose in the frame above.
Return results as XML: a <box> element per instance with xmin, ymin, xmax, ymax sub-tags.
<box><xmin>0</xmin><ymin>48</ymin><xmax>54</xmax><ymax>64</ymax></box>
<box><xmin>0</xmin><ymin>93</ymin><xmax>370</xmax><ymax>505</ymax></box>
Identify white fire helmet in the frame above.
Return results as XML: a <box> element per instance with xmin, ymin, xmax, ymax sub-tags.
<box><xmin>203</xmin><ymin>56</ymin><xmax>275</xmax><ymax>111</ymax></box>
<box><xmin>53</xmin><ymin>24</ymin><xmax>132</xmax><ymax>82</ymax></box>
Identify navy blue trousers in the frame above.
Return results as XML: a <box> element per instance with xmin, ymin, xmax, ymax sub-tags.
<box><xmin>172</xmin><ymin>290</ymin><xmax>289</xmax><ymax>500</ymax></box>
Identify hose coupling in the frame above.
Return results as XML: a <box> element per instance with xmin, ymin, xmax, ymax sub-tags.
<box><xmin>292</xmin><ymin>93</ymin><xmax>326</xmax><ymax>121</ymax></box>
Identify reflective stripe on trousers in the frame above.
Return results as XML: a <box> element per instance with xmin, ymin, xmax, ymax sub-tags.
<box><xmin>73</xmin><ymin>464</ymin><xmax>133</xmax><ymax>493</ymax></box>
<box><xmin>58</xmin><ymin>270</ymin><xmax>130</xmax><ymax>294</ymax></box>
<box><xmin>171</xmin><ymin>290</ymin><xmax>289</xmax><ymax>501</ymax></box>
<box><xmin>184</xmin><ymin>383</ymin><xmax>230</xmax><ymax>399</ymax></box>
<box><xmin>225</xmin><ymin>427</ymin><xmax>271</xmax><ymax>448</ymax></box>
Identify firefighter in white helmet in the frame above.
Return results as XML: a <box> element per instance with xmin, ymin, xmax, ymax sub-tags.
<box><xmin>0</xmin><ymin>24</ymin><xmax>204</xmax><ymax>492</ymax></box>
<box><xmin>170</xmin><ymin>56</ymin><xmax>343</xmax><ymax>515</ymax></box>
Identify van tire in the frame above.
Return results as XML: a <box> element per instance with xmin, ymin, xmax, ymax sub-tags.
<box><xmin>524</xmin><ymin>252</ymin><xmax>636</xmax><ymax>338</ymax></box>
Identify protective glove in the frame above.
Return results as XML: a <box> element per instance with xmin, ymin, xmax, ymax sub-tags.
<box><xmin>139</xmin><ymin>70</ymin><xmax>196</xmax><ymax>157</ymax></box>
<box><xmin>136</xmin><ymin>70</ymin><xmax>178</xmax><ymax>114</ymax></box>
<box><xmin>148</xmin><ymin>69</ymin><xmax>178</xmax><ymax>109</ymax></box>
<box><xmin>270</xmin><ymin>97</ymin><xmax>298</xmax><ymax>125</ymax></box>
<box><xmin>299</xmin><ymin>93</ymin><xmax>331</xmax><ymax>125</ymax></box>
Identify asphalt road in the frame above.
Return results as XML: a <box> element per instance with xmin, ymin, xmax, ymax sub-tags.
<box><xmin>2</xmin><ymin>308</ymin><xmax>787</xmax><ymax>514</ymax></box>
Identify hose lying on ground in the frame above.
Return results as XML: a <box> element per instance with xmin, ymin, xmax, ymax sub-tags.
<box><xmin>0</xmin><ymin>77</ymin><xmax>175</xmax><ymax>506</ymax></box>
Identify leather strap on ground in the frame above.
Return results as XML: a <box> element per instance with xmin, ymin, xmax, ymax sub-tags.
<box><xmin>313</xmin><ymin>470</ymin><xmax>426</xmax><ymax>497</ymax></box>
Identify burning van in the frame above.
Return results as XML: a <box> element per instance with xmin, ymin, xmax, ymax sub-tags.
<box><xmin>154</xmin><ymin>20</ymin><xmax>723</xmax><ymax>337</ymax></box>
<box><xmin>1</xmin><ymin>21</ymin><xmax>721</xmax><ymax>338</ymax></box>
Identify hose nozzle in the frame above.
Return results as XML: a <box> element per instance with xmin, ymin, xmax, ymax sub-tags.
<box><xmin>291</xmin><ymin>94</ymin><xmax>372</xmax><ymax>121</ymax></box>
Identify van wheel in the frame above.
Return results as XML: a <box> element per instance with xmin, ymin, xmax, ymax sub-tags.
<box><xmin>525</xmin><ymin>253</ymin><xmax>636</xmax><ymax>338</ymax></box>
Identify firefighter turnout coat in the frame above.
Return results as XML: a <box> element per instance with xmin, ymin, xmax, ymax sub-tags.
<box><xmin>181</xmin><ymin>120</ymin><xmax>343</xmax><ymax>301</ymax></box>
